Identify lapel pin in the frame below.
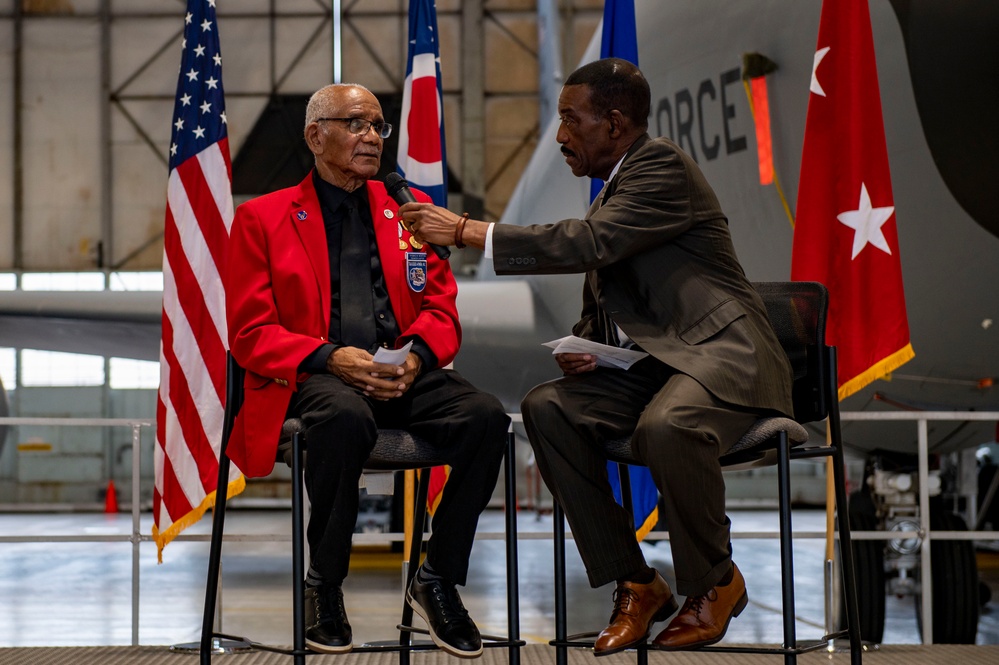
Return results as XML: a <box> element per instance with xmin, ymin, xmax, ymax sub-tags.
<box><xmin>384</xmin><ymin>209</ymin><xmax>395</xmax><ymax>219</ymax></box>
<box><xmin>296</xmin><ymin>210</ymin><xmax>308</xmax><ymax>221</ymax></box>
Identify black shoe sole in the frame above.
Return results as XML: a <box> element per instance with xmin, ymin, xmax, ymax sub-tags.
<box><xmin>406</xmin><ymin>589</ymin><xmax>484</xmax><ymax>658</ymax></box>
<box><xmin>306</xmin><ymin>637</ymin><xmax>353</xmax><ymax>654</ymax></box>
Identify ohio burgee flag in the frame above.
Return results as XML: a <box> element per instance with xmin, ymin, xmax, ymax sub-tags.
<box><xmin>398</xmin><ymin>0</ymin><xmax>449</xmax><ymax>513</ymax></box>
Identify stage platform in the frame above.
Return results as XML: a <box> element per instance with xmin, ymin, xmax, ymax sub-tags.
<box><xmin>1</xmin><ymin>508</ymin><xmax>997</xmax><ymax>661</ymax></box>
<box><xmin>2</xmin><ymin>643</ymin><xmax>999</xmax><ymax>665</ymax></box>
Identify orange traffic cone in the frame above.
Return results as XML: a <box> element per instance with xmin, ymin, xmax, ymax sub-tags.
<box><xmin>104</xmin><ymin>480</ymin><xmax>119</xmax><ymax>514</ymax></box>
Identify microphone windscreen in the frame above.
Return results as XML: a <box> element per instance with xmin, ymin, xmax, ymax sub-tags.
<box><xmin>384</xmin><ymin>172</ymin><xmax>414</xmax><ymax>203</ymax></box>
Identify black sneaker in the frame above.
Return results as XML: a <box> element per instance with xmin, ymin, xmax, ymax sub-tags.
<box><xmin>304</xmin><ymin>583</ymin><xmax>352</xmax><ymax>653</ymax></box>
<box><xmin>406</xmin><ymin>569</ymin><xmax>483</xmax><ymax>658</ymax></box>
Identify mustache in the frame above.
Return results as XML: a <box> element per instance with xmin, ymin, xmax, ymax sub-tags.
<box><xmin>560</xmin><ymin>146</ymin><xmax>575</xmax><ymax>158</ymax></box>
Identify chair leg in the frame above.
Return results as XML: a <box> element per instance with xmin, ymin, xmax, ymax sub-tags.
<box><xmin>831</xmin><ymin>441</ymin><xmax>864</xmax><ymax>664</ymax></box>
<box><xmin>618</xmin><ymin>462</ymin><xmax>634</xmax><ymax>517</ymax></box>
<box><xmin>776</xmin><ymin>432</ymin><xmax>797</xmax><ymax>665</ymax></box>
<box><xmin>398</xmin><ymin>469</ymin><xmax>431</xmax><ymax>665</ymax></box>
<box><xmin>503</xmin><ymin>432</ymin><xmax>522</xmax><ymax>665</ymax></box>
<box><xmin>616</xmin><ymin>463</ymin><xmax>648</xmax><ymax>665</ymax></box>
<box><xmin>200</xmin><ymin>449</ymin><xmax>232</xmax><ymax>665</ymax></box>
<box><xmin>553</xmin><ymin>501</ymin><xmax>568</xmax><ymax>665</ymax></box>
<box><xmin>291</xmin><ymin>431</ymin><xmax>306</xmax><ymax>665</ymax></box>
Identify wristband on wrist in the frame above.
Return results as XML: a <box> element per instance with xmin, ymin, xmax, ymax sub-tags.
<box><xmin>454</xmin><ymin>212</ymin><xmax>470</xmax><ymax>249</ymax></box>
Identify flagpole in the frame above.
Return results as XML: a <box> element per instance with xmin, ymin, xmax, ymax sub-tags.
<box><xmin>825</xmin><ymin>424</ymin><xmax>836</xmax><ymax>641</ymax></box>
<box><xmin>536</xmin><ymin>0</ymin><xmax>563</xmax><ymax>129</ymax></box>
<box><xmin>332</xmin><ymin>0</ymin><xmax>342</xmax><ymax>83</ymax></box>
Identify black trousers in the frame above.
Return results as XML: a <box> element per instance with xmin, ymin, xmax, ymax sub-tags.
<box><xmin>521</xmin><ymin>357</ymin><xmax>758</xmax><ymax>597</ymax></box>
<box><xmin>290</xmin><ymin>368</ymin><xmax>509</xmax><ymax>587</ymax></box>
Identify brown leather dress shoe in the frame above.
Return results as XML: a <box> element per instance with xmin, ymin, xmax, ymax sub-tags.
<box><xmin>652</xmin><ymin>563</ymin><xmax>748</xmax><ymax>650</ymax></box>
<box><xmin>593</xmin><ymin>570</ymin><xmax>678</xmax><ymax>656</ymax></box>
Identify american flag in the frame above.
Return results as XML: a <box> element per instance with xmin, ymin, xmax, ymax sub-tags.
<box><xmin>398</xmin><ymin>0</ymin><xmax>449</xmax><ymax>513</ymax></box>
<box><xmin>153</xmin><ymin>0</ymin><xmax>242</xmax><ymax>561</ymax></box>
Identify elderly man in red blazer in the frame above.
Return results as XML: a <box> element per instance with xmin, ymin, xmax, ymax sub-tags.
<box><xmin>225</xmin><ymin>83</ymin><xmax>508</xmax><ymax>658</ymax></box>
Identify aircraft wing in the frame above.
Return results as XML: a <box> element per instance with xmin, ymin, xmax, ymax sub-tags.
<box><xmin>0</xmin><ymin>291</ymin><xmax>162</xmax><ymax>361</ymax></box>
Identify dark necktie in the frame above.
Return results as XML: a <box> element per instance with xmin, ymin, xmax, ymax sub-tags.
<box><xmin>338</xmin><ymin>197</ymin><xmax>376</xmax><ymax>351</ymax></box>
<box><xmin>590</xmin><ymin>183</ymin><xmax>621</xmax><ymax>347</ymax></box>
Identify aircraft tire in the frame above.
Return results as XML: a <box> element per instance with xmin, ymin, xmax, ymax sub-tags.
<box><xmin>915</xmin><ymin>507</ymin><xmax>979</xmax><ymax>644</ymax></box>
<box><xmin>845</xmin><ymin>493</ymin><xmax>886</xmax><ymax>644</ymax></box>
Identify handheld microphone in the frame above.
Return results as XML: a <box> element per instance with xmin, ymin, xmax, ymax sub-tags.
<box><xmin>384</xmin><ymin>172</ymin><xmax>451</xmax><ymax>260</ymax></box>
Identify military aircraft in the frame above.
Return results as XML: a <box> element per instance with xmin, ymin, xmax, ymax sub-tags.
<box><xmin>1</xmin><ymin>0</ymin><xmax>997</xmax><ymax>645</ymax></box>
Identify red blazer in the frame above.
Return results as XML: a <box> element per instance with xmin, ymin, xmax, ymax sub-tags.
<box><xmin>225</xmin><ymin>172</ymin><xmax>460</xmax><ymax>477</ymax></box>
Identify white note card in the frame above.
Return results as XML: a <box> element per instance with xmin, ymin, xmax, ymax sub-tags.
<box><xmin>372</xmin><ymin>340</ymin><xmax>414</xmax><ymax>365</ymax></box>
<box><xmin>542</xmin><ymin>335</ymin><xmax>649</xmax><ymax>370</ymax></box>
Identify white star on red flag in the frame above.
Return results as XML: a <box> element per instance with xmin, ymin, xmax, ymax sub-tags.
<box><xmin>810</xmin><ymin>46</ymin><xmax>830</xmax><ymax>96</ymax></box>
<box><xmin>836</xmin><ymin>182</ymin><xmax>895</xmax><ymax>259</ymax></box>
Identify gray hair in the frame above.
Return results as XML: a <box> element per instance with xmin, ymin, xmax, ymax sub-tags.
<box><xmin>304</xmin><ymin>83</ymin><xmax>374</xmax><ymax>135</ymax></box>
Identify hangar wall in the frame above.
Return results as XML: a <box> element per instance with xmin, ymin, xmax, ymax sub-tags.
<box><xmin>0</xmin><ymin>0</ymin><xmax>602</xmax><ymax>273</ymax></box>
<box><xmin>0</xmin><ymin>0</ymin><xmax>602</xmax><ymax>505</ymax></box>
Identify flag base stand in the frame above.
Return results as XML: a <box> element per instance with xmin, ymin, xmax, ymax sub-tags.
<box><xmin>169</xmin><ymin>637</ymin><xmax>253</xmax><ymax>654</ymax></box>
<box><xmin>826</xmin><ymin>640</ymin><xmax>880</xmax><ymax>654</ymax></box>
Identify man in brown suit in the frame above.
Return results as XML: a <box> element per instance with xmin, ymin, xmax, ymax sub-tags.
<box><xmin>400</xmin><ymin>58</ymin><xmax>793</xmax><ymax>654</ymax></box>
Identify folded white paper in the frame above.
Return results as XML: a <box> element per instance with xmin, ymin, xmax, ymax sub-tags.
<box><xmin>542</xmin><ymin>335</ymin><xmax>649</xmax><ymax>370</ymax></box>
<box><xmin>372</xmin><ymin>340</ymin><xmax>414</xmax><ymax>365</ymax></box>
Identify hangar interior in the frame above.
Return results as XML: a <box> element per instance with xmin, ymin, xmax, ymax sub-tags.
<box><xmin>1</xmin><ymin>0</ymin><xmax>997</xmax><ymax>655</ymax></box>
<box><xmin>0</xmin><ymin>0</ymin><xmax>603</xmax><ymax>506</ymax></box>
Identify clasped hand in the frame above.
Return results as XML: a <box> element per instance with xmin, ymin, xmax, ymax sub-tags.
<box><xmin>328</xmin><ymin>347</ymin><xmax>422</xmax><ymax>400</ymax></box>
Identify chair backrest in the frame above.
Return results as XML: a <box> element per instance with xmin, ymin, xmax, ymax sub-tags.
<box><xmin>752</xmin><ymin>281</ymin><xmax>832</xmax><ymax>425</ymax></box>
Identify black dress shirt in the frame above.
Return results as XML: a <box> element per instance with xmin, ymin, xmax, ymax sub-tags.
<box><xmin>298</xmin><ymin>171</ymin><xmax>436</xmax><ymax>374</ymax></box>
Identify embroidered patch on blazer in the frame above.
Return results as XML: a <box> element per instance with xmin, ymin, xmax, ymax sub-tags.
<box><xmin>406</xmin><ymin>252</ymin><xmax>428</xmax><ymax>292</ymax></box>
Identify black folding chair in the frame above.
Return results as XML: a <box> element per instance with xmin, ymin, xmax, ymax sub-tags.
<box><xmin>550</xmin><ymin>281</ymin><xmax>862</xmax><ymax>665</ymax></box>
<box><xmin>200</xmin><ymin>354</ymin><xmax>523</xmax><ymax>664</ymax></box>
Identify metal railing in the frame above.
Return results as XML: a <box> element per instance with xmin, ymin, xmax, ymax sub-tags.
<box><xmin>1</xmin><ymin>411</ymin><xmax>998</xmax><ymax>646</ymax></box>
<box><xmin>838</xmin><ymin>411</ymin><xmax>999</xmax><ymax>643</ymax></box>
<box><xmin>0</xmin><ymin>416</ymin><xmax>153</xmax><ymax>646</ymax></box>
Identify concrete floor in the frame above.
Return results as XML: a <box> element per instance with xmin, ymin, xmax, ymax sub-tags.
<box><xmin>0</xmin><ymin>508</ymin><xmax>996</xmax><ymax>648</ymax></box>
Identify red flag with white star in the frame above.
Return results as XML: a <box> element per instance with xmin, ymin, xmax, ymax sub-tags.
<box><xmin>791</xmin><ymin>0</ymin><xmax>914</xmax><ymax>400</ymax></box>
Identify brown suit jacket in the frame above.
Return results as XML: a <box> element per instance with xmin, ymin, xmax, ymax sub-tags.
<box><xmin>493</xmin><ymin>133</ymin><xmax>793</xmax><ymax>416</ymax></box>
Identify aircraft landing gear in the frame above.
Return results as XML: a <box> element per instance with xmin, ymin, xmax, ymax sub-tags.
<box><xmin>839</xmin><ymin>454</ymin><xmax>981</xmax><ymax>645</ymax></box>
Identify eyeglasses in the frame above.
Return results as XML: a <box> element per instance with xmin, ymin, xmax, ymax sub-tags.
<box><xmin>315</xmin><ymin>117</ymin><xmax>393</xmax><ymax>139</ymax></box>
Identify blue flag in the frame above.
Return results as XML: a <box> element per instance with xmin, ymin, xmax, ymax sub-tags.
<box><xmin>590</xmin><ymin>0</ymin><xmax>638</xmax><ymax>202</ymax></box>
<box><xmin>593</xmin><ymin>0</ymin><xmax>660</xmax><ymax>541</ymax></box>
<box><xmin>397</xmin><ymin>0</ymin><xmax>448</xmax><ymax>207</ymax></box>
